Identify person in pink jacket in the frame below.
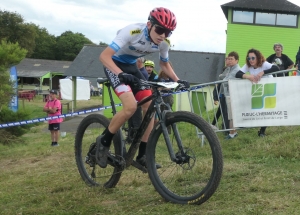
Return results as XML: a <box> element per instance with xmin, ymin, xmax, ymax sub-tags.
<box><xmin>43</xmin><ymin>89</ymin><xmax>63</xmax><ymax>146</ymax></box>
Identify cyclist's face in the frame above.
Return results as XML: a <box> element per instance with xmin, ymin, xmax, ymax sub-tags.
<box><xmin>147</xmin><ymin>22</ymin><xmax>166</xmax><ymax>44</ymax></box>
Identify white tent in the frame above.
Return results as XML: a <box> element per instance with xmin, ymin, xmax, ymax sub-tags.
<box><xmin>59</xmin><ymin>77</ymin><xmax>90</xmax><ymax>100</ymax></box>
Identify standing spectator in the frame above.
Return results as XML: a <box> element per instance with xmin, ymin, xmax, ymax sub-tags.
<box><xmin>295</xmin><ymin>46</ymin><xmax>300</xmax><ymax>68</ymax></box>
<box><xmin>126</xmin><ymin>57</ymin><xmax>148</xmax><ymax>143</ymax></box>
<box><xmin>43</xmin><ymin>90</ymin><xmax>63</xmax><ymax>146</ymax></box>
<box><xmin>157</xmin><ymin>66</ymin><xmax>174</xmax><ymax>133</ymax></box>
<box><xmin>235</xmin><ymin>48</ymin><xmax>279</xmax><ymax>137</ymax></box>
<box><xmin>222</xmin><ymin>51</ymin><xmax>241</xmax><ymax>139</ymax></box>
<box><xmin>90</xmin><ymin>82</ymin><xmax>95</xmax><ymax>96</ymax></box>
<box><xmin>136</xmin><ymin>57</ymin><xmax>148</xmax><ymax>79</ymax></box>
<box><xmin>266</xmin><ymin>43</ymin><xmax>294</xmax><ymax>77</ymax></box>
<box><xmin>144</xmin><ymin>60</ymin><xmax>159</xmax><ymax>81</ymax></box>
<box><xmin>211</xmin><ymin>57</ymin><xmax>230</xmax><ymax>130</ymax></box>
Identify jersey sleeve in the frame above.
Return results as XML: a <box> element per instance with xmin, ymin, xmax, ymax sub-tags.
<box><xmin>109</xmin><ymin>25</ymin><xmax>137</xmax><ymax>52</ymax></box>
<box><xmin>262</xmin><ymin>61</ymin><xmax>273</xmax><ymax>70</ymax></box>
<box><xmin>240</xmin><ymin>64</ymin><xmax>249</xmax><ymax>73</ymax></box>
<box><xmin>159</xmin><ymin>39</ymin><xmax>170</xmax><ymax>62</ymax></box>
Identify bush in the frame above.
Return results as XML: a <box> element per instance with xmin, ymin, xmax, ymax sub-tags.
<box><xmin>0</xmin><ymin>107</ymin><xmax>33</xmax><ymax>144</ymax></box>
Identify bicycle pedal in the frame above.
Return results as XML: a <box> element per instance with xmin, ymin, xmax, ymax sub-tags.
<box><xmin>131</xmin><ymin>160</ymin><xmax>147</xmax><ymax>173</ymax></box>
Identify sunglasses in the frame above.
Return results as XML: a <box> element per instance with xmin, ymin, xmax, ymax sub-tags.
<box><xmin>154</xmin><ymin>25</ymin><xmax>172</xmax><ymax>37</ymax></box>
<box><xmin>247</xmin><ymin>57</ymin><xmax>256</xmax><ymax>61</ymax></box>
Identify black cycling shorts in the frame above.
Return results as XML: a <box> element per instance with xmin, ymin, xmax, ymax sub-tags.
<box><xmin>103</xmin><ymin>59</ymin><xmax>152</xmax><ymax>101</ymax></box>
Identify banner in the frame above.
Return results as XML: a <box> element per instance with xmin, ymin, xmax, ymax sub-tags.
<box><xmin>229</xmin><ymin>77</ymin><xmax>300</xmax><ymax>127</ymax></box>
<box><xmin>10</xmin><ymin>66</ymin><xmax>18</xmax><ymax>112</ymax></box>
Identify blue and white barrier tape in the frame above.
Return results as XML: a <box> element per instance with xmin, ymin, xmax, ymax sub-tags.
<box><xmin>0</xmin><ymin>85</ymin><xmax>204</xmax><ymax>129</ymax></box>
<box><xmin>0</xmin><ymin>103</ymin><xmax>123</xmax><ymax>129</ymax></box>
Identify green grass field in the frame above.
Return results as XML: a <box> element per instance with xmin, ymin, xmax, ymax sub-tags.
<box><xmin>0</xmin><ymin>96</ymin><xmax>300</xmax><ymax>214</ymax></box>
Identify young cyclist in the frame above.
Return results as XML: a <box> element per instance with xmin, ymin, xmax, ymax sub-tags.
<box><xmin>97</xmin><ymin>7</ymin><xmax>190</xmax><ymax>168</ymax></box>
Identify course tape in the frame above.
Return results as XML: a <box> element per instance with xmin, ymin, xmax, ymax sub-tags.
<box><xmin>0</xmin><ymin>85</ymin><xmax>203</xmax><ymax>129</ymax></box>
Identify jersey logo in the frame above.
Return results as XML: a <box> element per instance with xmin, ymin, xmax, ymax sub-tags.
<box><xmin>164</xmin><ymin>38</ymin><xmax>171</xmax><ymax>46</ymax></box>
<box><xmin>130</xmin><ymin>29</ymin><xmax>141</xmax><ymax>35</ymax></box>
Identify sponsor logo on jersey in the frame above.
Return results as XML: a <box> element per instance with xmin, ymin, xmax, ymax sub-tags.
<box><xmin>129</xmin><ymin>46</ymin><xmax>136</xmax><ymax>50</ymax></box>
<box><xmin>138</xmin><ymin>40</ymin><xmax>145</xmax><ymax>45</ymax></box>
<box><xmin>164</xmin><ymin>38</ymin><xmax>171</xmax><ymax>46</ymax></box>
<box><xmin>152</xmin><ymin>45</ymin><xmax>158</xmax><ymax>49</ymax></box>
<box><xmin>135</xmin><ymin>49</ymin><xmax>155</xmax><ymax>54</ymax></box>
<box><xmin>130</xmin><ymin>29</ymin><xmax>141</xmax><ymax>35</ymax></box>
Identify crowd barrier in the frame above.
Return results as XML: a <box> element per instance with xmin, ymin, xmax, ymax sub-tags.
<box><xmin>1</xmin><ymin>69</ymin><xmax>298</xmax><ymax>134</ymax></box>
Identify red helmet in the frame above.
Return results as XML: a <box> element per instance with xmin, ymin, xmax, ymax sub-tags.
<box><xmin>149</xmin><ymin>7</ymin><xmax>177</xmax><ymax>31</ymax></box>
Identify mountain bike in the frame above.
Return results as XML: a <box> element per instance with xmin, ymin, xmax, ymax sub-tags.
<box><xmin>75</xmin><ymin>78</ymin><xmax>223</xmax><ymax>205</ymax></box>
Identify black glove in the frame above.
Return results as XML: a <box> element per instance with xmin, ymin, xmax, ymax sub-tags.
<box><xmin>118</xmin><ymin>73</ymin><xmax>140</xmax><ymax>85</ymax></box>
<box><xmin>177</xmin><ymin>80</ymin><xmax>190</xmax><ymax>89</ymax></box>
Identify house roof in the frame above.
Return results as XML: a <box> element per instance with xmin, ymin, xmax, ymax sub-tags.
<box><xmin>64</xmin><ymin>45</ymin><xmax>225</xmax><ymax>84</ymax></box>
<box><xmin>221</xmin><ymin>0</ymin><xmax>300</xmax><ymax>19</ymax></box>
<box><xmin>16</xmin><ymin>58</ymin><xmax>72</xmax><ymax>78</ymax></box>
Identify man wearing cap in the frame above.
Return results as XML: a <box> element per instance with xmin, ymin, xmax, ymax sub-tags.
<box><xmin>43</xmin><ymin>89</ymin><xmax>63</xmax><ymax>146</ymax></box>
<box><xmin>266</xmin><ymin>43</ymin><xmax>294</xmax><ymax>77</ymax></box>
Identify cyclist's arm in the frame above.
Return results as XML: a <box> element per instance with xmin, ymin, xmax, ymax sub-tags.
<box><xmin>159</xmin><ymin>61</ymin><xmax>179</xmax><ymax>82</ymax></box>
<box><xmin>99</xmin><ymin>47</ymin><xmax>123</xmax><ymax>75</ymax></box>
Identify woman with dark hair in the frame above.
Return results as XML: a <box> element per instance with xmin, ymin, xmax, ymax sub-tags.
<box><xmin>235</xmin><ymin>48</ymin><xmax>279</xmax><ymax>137</ymax></box>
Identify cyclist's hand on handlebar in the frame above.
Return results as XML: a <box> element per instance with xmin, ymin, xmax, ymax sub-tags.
<box><xmin>177</xmin><ymin>80</ymin><xmax>190</xmax><ymax>89</ymax></box>
<box><xmin>118</xmin><ymin>72</ymin><xmax>141</xmax><ymax>85</ymax></box>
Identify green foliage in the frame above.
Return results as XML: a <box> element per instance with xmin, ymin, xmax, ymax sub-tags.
<box><xmin>55</xmin><ymin>31</ymin><xmax>95</xmax><ymax>61</ymax></box>
<box><xmin>30</xmin><ymin>25</ymin><xmax>56</xmax><ymax>60</ymax></box>
<box><xmin>0</xmin><ymin>39</ymin><xmax>27</xmax><ymax>109</ymax></box>
<box><xmin>0</xmin><ymin>107</ymin><xmax>32</xmax><ymax>144</ymax></box>
<box><xmin>0</xmin><ymin>10</ymin><xmax>37</xmax><ymax>57</ymax></box>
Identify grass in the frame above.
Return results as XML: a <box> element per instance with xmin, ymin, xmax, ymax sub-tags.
<box><xmin>1</xmin><ymin>96</ymin><xmax>300</xmax><ymax>214</ymax></box>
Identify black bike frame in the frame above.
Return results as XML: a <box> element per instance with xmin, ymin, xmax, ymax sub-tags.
<box><xmin>104</xmin><ymin>81</ymin><xmax>184</xmax><ymax>168</ymax></box>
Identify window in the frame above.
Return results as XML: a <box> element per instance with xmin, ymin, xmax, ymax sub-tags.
<box><xmin>256</xmin><ymin>12</ymin><xmax>276</xmax><ymax>25</ymax></box>
<box><xmin>277</xmin><ymin>14</ymin><xmax>297</xmax><ymax>26</ymax></box>
<box><xmin>233</xmin><ymin>11</ymin><xmax>254</xmax><ymax>23</ymax></box>
<box><xmin>232</xmin><ymin>10</ymin><xmax>297</xmax><ymax>27</ymax></box>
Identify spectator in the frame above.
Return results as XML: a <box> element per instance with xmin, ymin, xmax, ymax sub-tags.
<box><xmin>266</xmin><ymin>43</ymin><xmax>294</xmax><ymax>77</ymax></box>
<box><xmin>136</xmin><ymin>57</ymin><xmax>148</xmax><ymax>79</ymax></box>
<box><xmin>211</xmin><ymin>57</ymin><xmax>230</xmax><ymax>130</ymax></box>
<box><xmin>43</xmin><ymin>90</ymin><xmax>63</xmax><ymax>146</ymax></box>
<box><xmin>144</xmin><ymin>60</ymin><xmax>159</xmax><ymax>81</ymax></box>
<box><xmin>157</xmin><ymin>65</ymin><xmax>175</xmax><ymax>133</ymax></box>
<box><xmin>235</xmin><ymin>48</ymin><xmax>279</xmax><ymax>137</ymax></box>
<box><xmin>222</xmin><ymin>51</ymin><xmax>241</xmax><ymax>140</ymax></box>
<box><xmin>90</xmin><ymin>82</ymin><xmax>95</xmax><ymax>96</ymax></box>
<box><xmin>295</xmin><ymin>46</ymin><xmax>300</xmax><ymax>68</ymax></box>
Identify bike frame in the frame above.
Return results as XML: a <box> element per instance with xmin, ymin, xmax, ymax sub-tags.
<box><xmin>104</xmin><ymin>80</ymin><xmax>185</xmax><ymax>170</ymax></box>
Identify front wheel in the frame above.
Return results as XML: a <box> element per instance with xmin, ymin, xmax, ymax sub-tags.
<box><xmin>146</xmin><ymin>111</ymin><xmax>223</xmax><ymax>205</ymax></box>
<box><xmin>75</xmin><ymin>114</ymin><xmax>122</xmax><ymax>188</ymax></box>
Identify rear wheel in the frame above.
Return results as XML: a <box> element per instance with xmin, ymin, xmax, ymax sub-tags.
<box><xmin>146</xmin><ymin>111</ymin><xmax>223</xmax><ymax>205</ymax></box>
<box><xmin>75</xmin><ymin>114</ymin><xmax>122</xmax><ymax>188</ymax></box>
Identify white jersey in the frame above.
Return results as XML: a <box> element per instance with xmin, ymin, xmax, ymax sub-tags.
<box><xmin>109</xmin><ymin>23</ymin><xmax>170</xmax><ymax>64</ymax></box>
<box><xmin>240</xmin><ymin>61</ymin><xmax>273</xmax><ymax>78</ymax></box>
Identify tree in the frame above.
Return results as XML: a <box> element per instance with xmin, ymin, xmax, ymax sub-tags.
<box><xmin>30</xmin><ymin>25</ymin><xmax>56</xmax><ymax>60</ymax></box>
<box><xmin>0</xmin><ymin>40</ymin><xmax>27</xmax><ymax>110</ymax></box>
<box><xmin>0</xmin><ymin>10</ymin><xmax>36</xmax><ymax>57</ymax></box>
<box><xmin>55</xmin><ymin>31</ymin><xmax>95</xmax><ymax>61</ymax></box>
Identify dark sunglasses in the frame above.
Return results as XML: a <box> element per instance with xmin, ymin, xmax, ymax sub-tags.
<box><xmin>247</xmin><ymin>57</ymin><xmax>256</xmax><ymax>61</ymax></box>
<box><xmin>154</xmin><ymin>25</ymin><xmax>172</xmax><ymax>37</ymax></box>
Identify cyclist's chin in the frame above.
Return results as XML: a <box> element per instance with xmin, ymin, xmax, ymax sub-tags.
<box><xmin>153</xmin><ymin>38</ymin><xmax>163</xmax><ymax>44</ymax></box>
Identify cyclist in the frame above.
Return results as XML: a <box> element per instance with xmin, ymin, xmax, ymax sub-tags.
<box><xmin>98</xmin><ymin>7</ymin><xmax>190</xmax><ymax>168</ymax></box>
<box><xmin>144</xmin><ymin>60</ymin><xmax>159</xmax><ymax>81</ymax></box>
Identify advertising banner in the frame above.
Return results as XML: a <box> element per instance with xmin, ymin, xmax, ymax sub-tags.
<box><xmin>229</xmin><ymin>77</ymin><xmax>300</xmax><ymax>127</ymax></box>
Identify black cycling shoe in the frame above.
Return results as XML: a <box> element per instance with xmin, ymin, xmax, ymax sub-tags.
<box><xmin>136</xmin><ymin>155</ymin><xmax>161</xmax><ymax>169</ymax></box>
<box><xmin>96</xmin><ymin>136</ymin><xmax>110</xmax><ymax>168</ymax></box>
